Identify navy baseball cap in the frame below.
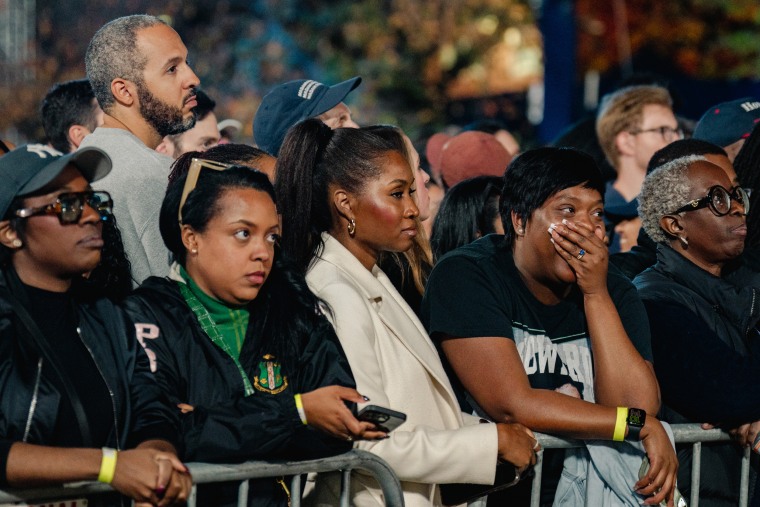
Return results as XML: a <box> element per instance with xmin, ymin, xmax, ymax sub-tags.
<box><xmin>0</xmin><ymin>144</ymin><xmax>112</xmax><ymax>219</ymax></box>
<box><xmin>604</xmin><ymin>198</ymin><xmax>639</xmax><ymax>221</ymax></box>
<box><xmin>253</xmin><ymin>76</ymin><xmax>361</xmax><ymax>156</ymax></box>
<box><xmin>693</xmin><ymin>97</ymin><xmax>760</xmax><ymax>148</ymax></box>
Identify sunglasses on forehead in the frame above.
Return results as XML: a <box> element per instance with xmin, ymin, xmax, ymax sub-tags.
<box><xmin>178</xmin><ymin>158</ymin><xmax>233</xmax><ymax>223</ymax></box>
<box><xmin>15</xmin><ymin>191</ymin><xmax>113</xmax><ymax>224</ymax></box>
<box><xmin>672</xmin><ymin>185</ymin><xmax>751</xmax><ymax>217</ymax></box>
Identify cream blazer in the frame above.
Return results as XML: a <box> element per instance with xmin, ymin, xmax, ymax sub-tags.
<box><xmin>306</xmin><ymin>233</ymin><xmax>497</xmax><ymax>507</ymax></box>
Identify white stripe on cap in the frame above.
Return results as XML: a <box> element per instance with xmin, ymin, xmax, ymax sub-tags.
<box><xmin>298</xmin><ymin>80</ymin><xmax>323</xmax><ymax>100</ymax></box>
<box><xmin>303</xmin><ymin>80</ymin><xmax>321</xmax><ymax>99</ymax></box>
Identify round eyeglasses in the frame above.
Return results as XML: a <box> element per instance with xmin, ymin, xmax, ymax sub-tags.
<box><xmin>672</xmin><ymin>185</ymin><xmax>750</xmax><ymax>217</ymax></box>
<box><xmin>14</xmin><ymin>191</ymin><xmax>113</xmax><ymax>224</ymax></box>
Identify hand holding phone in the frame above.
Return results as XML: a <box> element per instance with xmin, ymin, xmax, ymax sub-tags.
<box><xmin>354</xmin><ymin>404</ymin><xmax>407</xmax><ymax>433</ymax></box>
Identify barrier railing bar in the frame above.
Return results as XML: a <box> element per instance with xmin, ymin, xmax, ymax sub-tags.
<box><xmin>529</xmin><ymin>425</ymin><xmax>749</xmax><ymax>507</ymax></box>
<box><xmin>0</xmin><ymin>449</ymin><xmax>404</xmax><ymax>507</ymax></box>
<box><xmin>340</xmin><ymin>469</ymin><xmax>351</xmax><ymax>507</ymax></box>
<box><xmin>740</xmin><ymin>447</ymin><xmax>751</xmax><ymax>507</ymax></box>
<box><xmin>530</xmin><ymin>449</ymin><xmax>543</xmax><ymax>507</ymax></box>
<box><xmin>236</xmin><ymin>478</ymin><xmax>249</xmax><ymax>507</ymax></box>
<box><xmin>291</xmin><ymin>473</ymin><xmax>303</xmax><ymax>507</ymax></box>
<box><xmin>187</xmin><ymin>483</ymin><xmax>198</xmax><ymax>506</ymax></box>
<box><xmin>691</xmin><ymin>442</ymin><xmax>701</xmax><ymax>507</ymax></box>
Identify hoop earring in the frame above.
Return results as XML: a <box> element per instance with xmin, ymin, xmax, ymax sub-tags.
<box><xmin>678</xmin><ymin>236</ymin><xmax>688</xmax><ymax>248</ymax></box>
<box><xmin>347</xmin><ymin>218</ymin><xmax>356</xmax><ymax>237</ymax></box>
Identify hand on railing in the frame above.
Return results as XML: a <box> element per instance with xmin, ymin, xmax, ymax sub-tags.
<box><xmin>495</xmin><ymin>422</ymin><xmax>539</xmax><ymax>474</ymax></box>
<box><xmin>725</xmin><ymin>421</ymin><xmax>760</xmax><ymax>451</ymax></box>
<box><xmin>635</xmin><ymin>416</ymin><xmax>679</xmax><ymax>506</ymax></box>
<box><xmin>301</xmin><ymin>386</ymin><xmax>388</xmax><ymax>441</ymax></box>
<box><xmin>114</xmin><ymin>445</ymin><xmax>192</xmax><ymax>506</ymax></box>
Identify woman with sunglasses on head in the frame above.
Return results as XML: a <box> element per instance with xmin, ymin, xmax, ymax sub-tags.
<box><xmin>275</xmin><ymin>119</ymin><xmax>538</xmax><ymax>507</ymax></box>
<box><xmin>0</xmin><ymin>145</ymin><xmax>191</xmax><ymax>506</ymax></box>
<box><xmin>123</xmin><ymin>154</ymin><xmax>382</xmax><ymax>507</ymax></box>
<box><xmin>634</xmin><ymin>155</ymin><xmax>760</xmax><ymax>506</ymax></box>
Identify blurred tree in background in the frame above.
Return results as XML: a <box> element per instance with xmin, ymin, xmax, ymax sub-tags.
<box><xmin>2</xmin><ymin>0</ymin><xmax>541</xmax><ymax>142</ymax></box>
<box><xmin>576</xmin><ymin>0</ymin><xmax>760</xmax><ymax>79</ymax></box>
<box><xmin>3</xmin><ymin>0</ymin><xmax>760</xmax><ymax>144</ymax></box>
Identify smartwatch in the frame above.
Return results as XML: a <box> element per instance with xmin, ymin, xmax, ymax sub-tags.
<box><xmin>626</xmin><ymin>407</ymin><xmax>646</xmax><ymax>441</ymax></box>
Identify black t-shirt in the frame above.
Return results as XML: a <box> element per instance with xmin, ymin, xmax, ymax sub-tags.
<box><xmin>422</xmin><ymin>235</ymin><xmax>652</xmax><ymax>506</ymax></box>
<box><xmin>422</xmin><ymin>234</ymin><xmax>652</xmax><ymax>411</ymax></box>
<box><xmin>25</xmin><ymin>284</ymin><xmax>113</xmax><ymax>447</ymax></box>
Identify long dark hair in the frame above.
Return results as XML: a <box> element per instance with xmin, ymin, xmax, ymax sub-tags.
<box><xmin>160</xmin><ymin>164</ymin><xmax>327</xmax><ymax>367</ymax></box>
<box><xmin>275</xmin><ymin>118</ymin><xmax>408</xmax><ymax>273</ymax></box>
<box><xmin>73</xmin><ymin>215</ymin><xmax>132</xmax><ymax>301</ymax></box>
<box><xmin>734</xmin><ymin>122</ymin><xmax>760</xmax><ymax>250</ymax></box>
<box><xmin>431</xmin><ymin>175</ymin><xmax>504</xmax><ymax>262</ymax></box>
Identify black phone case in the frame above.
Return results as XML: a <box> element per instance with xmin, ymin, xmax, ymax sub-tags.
<box><xmin>355</xmin><ymin>404</ymin><xmax>407</xmax><ymax>432</ymax></box>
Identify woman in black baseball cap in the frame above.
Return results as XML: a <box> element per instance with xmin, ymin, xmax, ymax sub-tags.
<box><xmin>0</xmin><ymin>144</ymin><xmax>191</xmax><ymax>505</ymax></box>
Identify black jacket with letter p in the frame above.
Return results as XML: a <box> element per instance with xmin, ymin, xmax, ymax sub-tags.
<box><xmin>124</xmin><ymin>276</ymin><xmax>355</xmax><ymax>506</ymax></box>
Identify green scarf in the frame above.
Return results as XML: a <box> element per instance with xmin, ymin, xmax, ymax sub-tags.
<box><xmin>177</xmin><ymin>266</ymin><xmax>254</xmax><ymax>395</ymax></box>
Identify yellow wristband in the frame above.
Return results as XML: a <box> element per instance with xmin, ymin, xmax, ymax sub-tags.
<box><xmin>294</xmin><ymin>394</ymin><xmax>308</xmax><ymax>425</ymax></box>
<box><xmin>613</xmin><ymin>407</ymin><xmax>628</xmax><ymax>442</ymax></box>
<box><xmin>98</xmin><ymin>447</ymin><xmax>118</xmax><ymax>484</ymax></box>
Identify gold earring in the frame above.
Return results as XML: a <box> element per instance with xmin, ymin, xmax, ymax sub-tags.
<box><xmin>191</xmin><ymin>248</ymin><xmax>198</xmax><ymax>254</ymax></box>
<box><xmin>347</xmin><ymin>218</ymin><xmax>356</xmax><ymax>237</ymax></box>
<box><xmin>679</xmin><ymin>236</ymin><xmax>688</xmax><ymax>248</ymax></box>
<box><xmin>11</xmin><ymin>239</ymin><xmax>22</xmax><ymax>248</ymax></box>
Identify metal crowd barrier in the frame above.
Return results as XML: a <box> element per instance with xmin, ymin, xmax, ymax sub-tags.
<box><xmin>531</xmin><ymin>424</ymin><xmax>751</xmax><ymax>507</ymax></box>
<box><xmin>0</xmin><ymin>449</ymin><xmax>404</xmax><ymax>507</ymax></box>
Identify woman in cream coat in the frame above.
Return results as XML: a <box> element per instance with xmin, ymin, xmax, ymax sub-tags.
<box><xmin>274</xmin><ymin>119</ymin><xmax>538</xmax><ymax>506</ymax></box>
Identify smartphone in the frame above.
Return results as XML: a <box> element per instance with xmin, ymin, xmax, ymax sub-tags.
<box><xmin>354</xmin><ymin>404</ymin><xmax>407</xmax><ymax>433</ymax></box>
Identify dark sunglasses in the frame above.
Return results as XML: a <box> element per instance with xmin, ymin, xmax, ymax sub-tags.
<box><xmin>672</xmin><ymin>185</ymin><xmax>751</xmax><ymax>216</ymax></box>
<box><xmin>15</xmin><ymin>191</ymin><xmax>113</xmax><ymax>224</ymax></box>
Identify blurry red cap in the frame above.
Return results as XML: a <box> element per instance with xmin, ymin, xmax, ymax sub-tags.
<box><xmin>439</xmin><ymin>131</ymin><xmax>511</xmax><ymax>187</ymax></box>
<box><xmin>425</xmin><ymin>133</ymin><xmax>451</xmax><ymax>176</ymax></box>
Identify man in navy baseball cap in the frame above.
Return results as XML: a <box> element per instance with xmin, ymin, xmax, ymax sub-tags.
<box><xmin>693</xmin><ymin>97</ymin><xmax>760</xmax><ymax>161</ymax></box>
<box><xmin>253</xmin><ymin>76</ymin><xmax>361</xmax><ymax>156</ymax></box>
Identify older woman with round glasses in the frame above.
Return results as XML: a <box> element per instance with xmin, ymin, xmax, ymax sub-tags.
<box><xmin>634</xmin><ymin>154</ymin><xmax>760</xmax><ymax>506</ymax></box>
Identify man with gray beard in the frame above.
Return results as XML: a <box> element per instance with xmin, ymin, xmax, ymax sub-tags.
<box><xmin>81</xmin><ymin>14</ymin><xmax>199</xmax><ymax>284</ymax></box>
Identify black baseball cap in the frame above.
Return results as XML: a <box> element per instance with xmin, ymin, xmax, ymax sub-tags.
<box><xmin>693</xmin><ymin>97</ymin><xmax>760</xmax><ymax>148</ymax></box>
<box><xmin>253</xmin><ymin>76</ymin><xmax>361</xmax><ymax>156</ymax></box>
<box><xmin>0</xmin><ymin>144</ymin><xmax>112</xmax><ymax>219</ymax></box>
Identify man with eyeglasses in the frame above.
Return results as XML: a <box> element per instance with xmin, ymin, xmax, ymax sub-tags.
<box><xmin>596</xmin><ymin>85</ymin><xmax>681</xmax><ymax>253</ymax></box>
<box><xmin>80</xmin><ymin>15</ymin><xmax>200</xmax><ymax>285</ymax></box>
